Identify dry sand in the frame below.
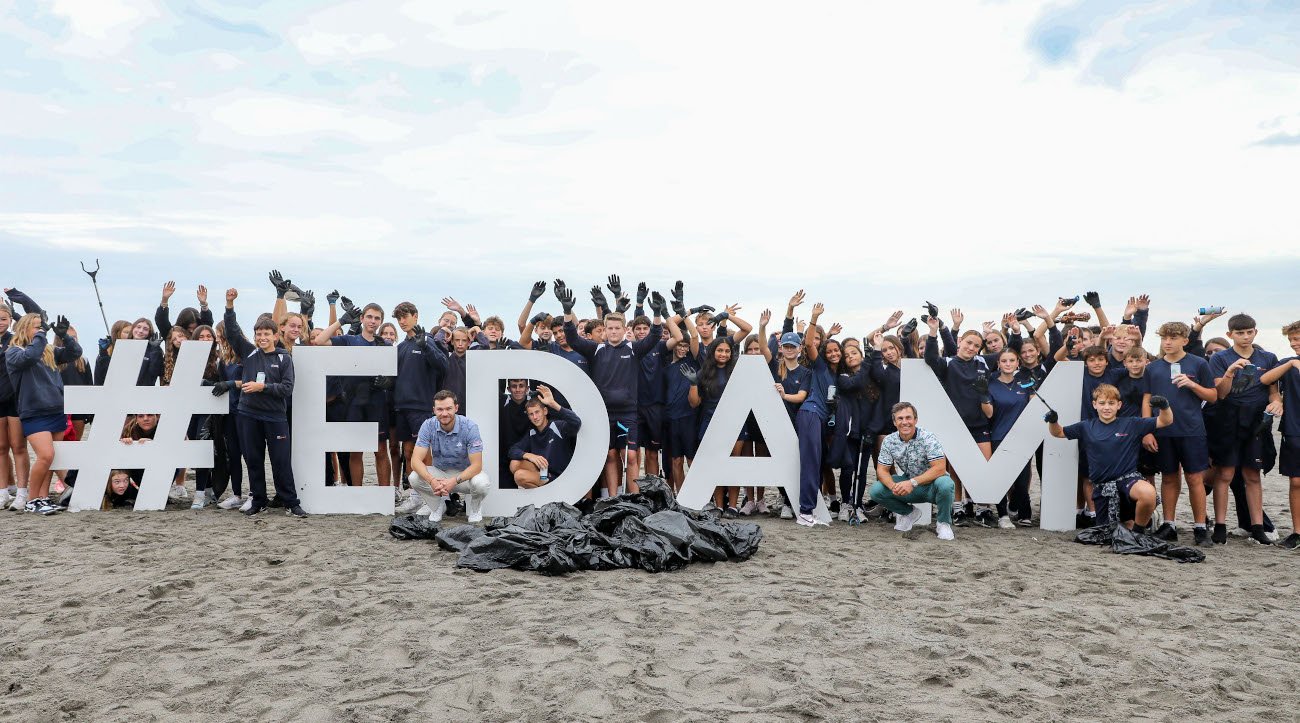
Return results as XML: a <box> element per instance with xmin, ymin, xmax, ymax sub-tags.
<box><xmin>2</xmin><ymin>464</ymin><xmax>1298</xmax><ymax>722</ymax></box>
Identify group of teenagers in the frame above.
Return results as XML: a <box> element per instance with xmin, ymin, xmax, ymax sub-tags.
<box><xmin>2</xmin><ymin>276</ymin><xmax>1298</xmax><ymax>551</ymax></box>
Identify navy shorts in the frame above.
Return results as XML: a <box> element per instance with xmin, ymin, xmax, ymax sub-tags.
<box><xmin>1208</xmin><ymin>428</ymin><xmax>1266</xmax><ymax>470</ymax></box>
<box><xmin>348</xmin><ymin>403</ymin><xmax>388</xmax><ymax>441</ymax></box>
<box><xmin>395</xmin><ymin>410</ymin><xmax>432</xmax><ymax>443</ymax></box>
<box><xmin>21</xmin><ymin>414</ymin><xmax>67</xmax><ymax>437</ymax></box>
<box><xmin>1280</xmin><ymin>436</ymin><xmax>1300</xmax><ymax>478</ymax></box>
<box><xmin>0</xmin><ymin>398</ymin><xmax>19</xmax><ymax>418</ymax></box>
<box><xmin>608</xmin><ymin>412</ymin><xmax>638</xmax><ymax>451</ymax></box>
<box><xmin>1154</xmin><ymin>435</ymin><xmax>1210</xmax><ymax>475</ymax></box>
<box><xmin>666</xmin><ymin>415</ymin><xmax>697</xmax><ymax>460</ymax></box>
<box><xmin>637</xmin><ymin>405</ymin><xmax>664</xmax><ymax>449</ymax></box>
<box><xmin>1093</xmin><ymin>472</ymin><xmax>1142</xmax><ymax>524</ymax></box>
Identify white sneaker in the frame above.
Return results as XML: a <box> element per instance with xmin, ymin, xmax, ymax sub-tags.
<box><xmin>756</xmin><ymin>499</ymin><xmax>769</xmax><ymax>515</ymax></box>
<box><xmin>1265</xmin><ymin>530</ymin><xmax>1280</xmax><ymax>543</ymax></box>
<box><xmin>894</xmin><ymin>506</ymin><xmax>923</xmax><ymax>532</ymax></box>
<box><xmin>395</xmin><ymin>492</ymin><xmax>423</xmax><ymax>515</ymax></box>
<box><xmin>997</xmin><ymin>515</ymin><xmax>1015</xmax><ymax>530</ymax></box>
<box><xmin>10</xmin><ymin>492</ymin><xmax>29</xmax><ymax>511</ymax></box>
<box><xmin>837</xmin><ymin>506</ymin><xmax>850</xmax><ymax>523</ymax></box>
<box><xmin>936</xmin><ymin>522</ymin><xmax>955</xmax><ymax>541</ymax></box>
<box><xmin>239</xmin><ymin>496</ymin><xmax>254</xmax><ymax>513</ymax></box>
<box><xmin>739</xmin><ymin>500</ymin><xmax>756</xmax><ymax>516</ymax></box>
<box><xmin>796</xmin><ymin>513</ymin><xmax>816</xmax><ymax>527</ymax></box>
<box><xmin>466</xmin><ymin>495</ymin><xmax>484</xmax><ymax>524</ymax></box>
<box><xmin>168</xmin><ymin>484</ymin><xmax>188</xmax><ymax>501</ymax></box>
<box><xmin>0</xmin><ymin>489</ymin><xmax>11</xmax><ymax>509</ymax></box>
<box><xmin>218</xmin><ymin>495</ymin><xmax>244</xmax><ymax>510</ymax></box>
<box><xmin>427</xmin><ymin>498</ymin><xmax>447</xmax><ymax>523</ymax></box>
<box><xmin>190</xmin><ymin>491</ymin><xmax>209</xmax><ymax>510</ymax></box>
<box><xmin>779</xmin><ymin>504</ymin><xmax>794</xmax><ymax>520</ymax></box>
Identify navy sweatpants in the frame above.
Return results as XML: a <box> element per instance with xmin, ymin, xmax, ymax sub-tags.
<box><xmin>237</xmin><ymin>414</ymin><xmax>299</xmax><ymax>507</ymax></box>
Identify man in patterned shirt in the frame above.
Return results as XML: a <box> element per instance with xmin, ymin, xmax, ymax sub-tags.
<box><xmin>407</xmin><ymin>390</ymin><xmax>492</xmax><ymax>524</ymax></box>
<box><xmin>869</xmin><ymin>402</ymin><xmax>957</xmax><ymax>541</ymax></box>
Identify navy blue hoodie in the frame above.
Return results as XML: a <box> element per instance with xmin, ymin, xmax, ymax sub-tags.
<box><xmin>924</xmin><ymin>335</ymin><xmax>990</xmax><ymax>428</ymax></box>
<box><xmin>395</xmin><ymin>331</ymin><xmax>449</xmax><ymax>412</ymax></box>
<box><xmin>223</xmin><ymin>308</ymin><xmax>294</xmax><ymax>422</ymax></box>
<box><xmin>0</xmin><ymin>288</ymin><xmax>43</xmax><ymax>404</ymax></box>
<box><xmin>5</xmin><ymin>330</ymin><xmax>82</xmax><ymax>420</ymax></box>
<box><xmin>564</xmin><ymin>320</ymin><xmax>662</xmax><ymax>414</ymax></box>
<box><xmin>508</xmin><ymin>405</ymin><xmax>583</xmax><ymax>476</ymax></box>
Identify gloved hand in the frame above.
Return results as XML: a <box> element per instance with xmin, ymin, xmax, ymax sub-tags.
<box><xmin>348</xmin><ymin>320</ymin><xmax>362</xmax><ymax>336</ymax></box>
<box><xmin>590</xmin><ymin>285</ymin><xmax>610</xmax><ymax>313</ymax></box>
<box><xmin>529</xmin><ymin>280</ymin><xmax>547</xmax><ymax>303</ymax></box>
<box><xmin>1149</xmin><ymin>395</ymin><xmax>1170</xmax><ymax>411</ymax></box>
<box><xmin>556</xmin><ymin>286</ymin><xmax>576</xmax><ymax>315</ymax></box>
<box><xmin>339</xmin><ymin>295</ymin><xmax>359</xmax><ymax>320</ymax></box>
<box><xmin>1060</xmin><ymin>295</ymin><xmax>1079</xmax><ymax>308</ymax></box>
<box><xmin>1043</xmin><ymin>410</ymin><xmax>1058</xmax><ymax>424</ymax></box>
<box><xmin>269</xmin><ymin>270</ymin><xmax>292</xmax><ymax>299</ymax></box>
<box><xmin>38</xmin><ymin>311</ymin><xmax>50</xmax><ymax>332</ymax></box>
<box><xmin>678</xmin><ymin>365</ymin><xmax>699</xmax><ymax>384</ymax></box>
<box><xmin>901</xmin><ymin>318</ymin><xmax>918</xmax><ymax>336</ymax></box>
<box><xmin>614</xmin><ymin>296</ymin><xmax>631</xmax><ymax>314</ymax></box>
<box><xmin>606</xmin><ymin>274</ymin><xmax>622</xmax><ymax>299</ymax></box>
<box><xmin>671</xmin><ymin>280</ymin><xmax>685</xmax><ymax>306</ymax></box>
<box><xmin>529</xmin><ymin>311</ymin><xmax>548</xmax><ymax>327</ymax></box>
<box><xmin>286</xmin><ymin>282</ymin><xmax>305</xmax><ymax>302</ymax></box>
<box><xmin>372</xmin><ymin>375</ymin><xmax>395</xmax><ymax>391</ymax></box>
<box><xmin>971</xmin><ymin>374</ymin><xmax>990</xmax><ymax>403</ymax></box>
<box><xmin>299</xmin><ymin>290</ymin><xmax>315</xmax><ymax>320</ymax></box>
<box><xmin>339</xmin><ymin>305</ymin><xmax>361</xmax><ymax>327</ymax></box>
<box><xmin>326</xmin><ymin>289</ymin><xmax>341</xmax><ymax>306</ymax></box>
<box><xmin>636</xmin><ymin>282</ymin><xmax>649</xmax><ymax>306</ymax></box>
<box><xmin>412</xmin><ymin>325</ymin><xmax>428</xmax><ymax>349</ymax></box>
<box><xmin>97</xmin><ymin>337</ymin><xmax>110</xmax><ymax>354</ymax></box>
<box><xmin>51</xmin><ymin>315</ymin><xmax>70</xmax><ymax>338</ymax></box>
<box><xmin>1014</xmin><ymin>307</ymin><xmax>1033</xmax><ymax>321</ymax></box>
<box><xmin>708</xmin><ymin>311</ymin><xmax>730</xmax><ymax>326</ymax></box>
<box><xmin>648</xmin><ymin>291</ymin><xmax>668</xmax><ymax>319</ymax></box>
<box><xmin>149</xmin><ymin>330</ymin><xmax>161</xmax><ymax>345</ymax></box>
<box><xmin>211</xmin><ymin>380</ymin><xmax>236</xmax><ymax>397</ymax></box>
<box><xmin>553</xmin><ymin>278</ymin><xmax>569</xmax><ymax>304</ymax></box>
<box><xmin>925</xmin><ymin>301</ymin><xmax>939</xmax><ymax>318</ymax></box>
<box><xmin>689</xmin><ymin>305</ymin><xmax>715</xmax><ymax>315</ymax></box>
<box><xmin>1084</xmin><ymin>291</ymin><xmax>1101</xmax><ymax>308</ymax></box>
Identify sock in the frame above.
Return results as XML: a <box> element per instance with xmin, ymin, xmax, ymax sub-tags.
<box><xmin>1166</xmin><ymin>520</ymin><xmax>1176</xmax><ymax>529</ymax></box>
<box><xmin>1085</xmin><ymin>510</ymin><xmax>1096</xmax><ymax>518</ymax></box>
<box><xmin>16</xmin><ymin>488</ymin><xmax>28</xmax><ymax>499</ymax></box>
<box><xmin>1076</xmin><ymin>508</ymin><xmax>1083</xmax><ymax>515</ymax></box>
<box><xmin>1194</xmin><ymin>523</ymin><xmax>1206</xmax><ymax>530</ymax></box>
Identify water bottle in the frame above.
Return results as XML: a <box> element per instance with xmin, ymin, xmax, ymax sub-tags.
<box><xmin>1198</xmin><ymin>306</ymin><xmax>1224</xmax><ymax>315</ymax></box>
<box><xmin>1170</xmin><ymin>362</ymin><xmax>1181</xmax><ymax>380</ymax></box>
<box><xmin>826</xmin><ymin>384</ymin><xmax>837</xmax><ymax>403</ymax></box>
<box><xmin>539</xmin><ymin>466</ymin><xmax>549</xmax><ymax>483</ymax></box>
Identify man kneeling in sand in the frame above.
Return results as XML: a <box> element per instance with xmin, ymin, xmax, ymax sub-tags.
<box><xmin>407</xmin><ymin>390</ymin><xmax>491</xmax><ymax>523</ymax></box>
<box><xmin>870</xmin><ymin>402</ymin><xmax>956</xmax><ymax>541</ymax></box>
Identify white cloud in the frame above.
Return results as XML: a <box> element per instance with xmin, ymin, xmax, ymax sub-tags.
<box><xmin>48</xmin><ymin>0</ymin><xmax>159</xmax><ymax>56</ymax></box>
<box><xmin>194</xmin><ymin>94</ymin><xmax>412</xmax><ymax>147</ymax></box>
<box><xmin>292</xmin><ymin>30</ymin><xmax>398</xmax><ymax>59</ymax></box>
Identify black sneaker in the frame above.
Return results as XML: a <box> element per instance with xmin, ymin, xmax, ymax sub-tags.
<box><xmin>244</xmin><ymin>501</ymin><xmax>266</xmax><ymax>516</ymax></box>
<box><xmin>952</xmin><ymin>508</ymin><xmax>971</xmax><ymax>527</ymax></box>
<box><xmin>1075</xmin><ymin>512</ymin><xmax>1094</xmax><ymax>530</ymax></box>
<box><xmin>268</xmin><ymin>496</ymin><xmax>284</xmax><ymax>508</ymax></box>
<box><xmin>722</xmin><ymin>506</ymin><xmax>739</xmax><ymax>519</ymax></box>
<box><xmin>1248</xmin><ymin>525</ymin><xmax>1274</xmax><ymax>546</ymax></box>
<box><xmin>1282</xmin><ymin>533</ymin><xmax>1300</xmax><ymax>550</ymax></box>
<box><xmin>1212</xmin><ymin>523</ymin><xmax>1228</xmax><ymax>545</ymax></box>
<box><xmin>287</xmin><ymin>505</ymin><xmax>308</xmax><ymax>518</ymax></box>
<box><xmin>34</xmin><ymin>498</ymin><xmax>60</xmax><ymax>516</ymax></box>
<box><xmin>445</xmin><ymin>498</ymin><xmax>465</xmax><ymax>518</ymax></box>
<box><xmin>1193</xmin><ymin>527</ymin><xmax>1213</xmax><ymax>548</ymax></box>
<box><xmin>974</xmin><ymin>508</ymin><xmax>998</xmax><ymax>527</ymax></box>
<box><xmin>1154</xmin><ymin>522</ymin><xmax>1178</xmax><ymax>542</ymax></box>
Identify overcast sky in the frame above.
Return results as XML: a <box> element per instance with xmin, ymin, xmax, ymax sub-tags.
<box><xmin>3</xmin><ymin>1</ymin><xmax>1298</xmax><ymax>351</ymax></box>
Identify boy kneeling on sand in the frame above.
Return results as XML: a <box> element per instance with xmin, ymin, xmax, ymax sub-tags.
<box><xmin>1047</xmin><ymin>384</ymin><xmax>1173</xmax><ymax>530</ymax></box>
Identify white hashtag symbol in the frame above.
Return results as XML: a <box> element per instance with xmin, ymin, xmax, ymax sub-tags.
<box><xmin>55</xmin><ymin>340</ymin><xmax>227</xmax><ymax>511</ymax></box>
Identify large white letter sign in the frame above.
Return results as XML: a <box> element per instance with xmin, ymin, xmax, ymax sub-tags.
<box><xmin>900</xmin><ymin>358</ymin><xmax>1083</xmax><ymax>531</ymax></box>
<box><xmin>56</xmin><ymin>340</ymin><xmax>226</xmax><ymax>512</ymax></box>
<box><xmin>291</xmin><ymin>344</ymin><xmax>397</xmax><ymax>514</ymax></box>
<box><xmin>676</xmin><ymin>354</ymin><xmax>802</xmax><ymax>512</ymax></box>
<box><xmin>467</xmin><ymin>349</ymin><xmax>609</xmax><ymax>518</ymax></box>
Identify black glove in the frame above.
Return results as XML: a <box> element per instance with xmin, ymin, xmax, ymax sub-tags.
<box><xmin>921</xmin><ymin>315</ymin><xmax>930</xmax><ymax>325</ymax></box>
<box><xmin>1043</xmin><ymin>410</ymin><xmax>1059</xmax><ymax>424</ymax></box>
<box><xmin>1149</xmin><ymin>395</ymin><xmax>1170</xmax><ymax>411</ymax></box>
<box><xmin>372</xmin><ymin>375</ymin><xmax>395</xmax><ymax>391</ymax></box>
<box><xmin>211</xmin><ymin>380</ymin><xmax>235</xmax><ymax>397</ymax></box>
<box><xmin>38</xmin><ymin>311</ymin><xmax>50</xmax><ymax>332</ymax></box>
<box><xmin>671</xmin><ymin>280</ymin><xmax>684</xmax><ymax>306</ymax></box>
<box><xmin>689</xmin><ymin>305</ymin><xmax>715</xmax><ymax>315</ymax></box>
<box><xmin>299</xmin><ymin>290</ymin><xmax>315</xmax><ymax>320</ymax></box>
<box><xmin>557</xmin><ymin>286</ymin><xmax>576</xmax><ymax>315</ymax></box>
<box><xmin>269</xmin><ymin>270</ymin><xmax>291</xmax><ymax>299</ymax></box>
<box><xmin>971</xmin><ymin>374</ymin><xmax>990</xmax><ymax>403</ymax></box>
<box><xmin>339</xmin><ymin>306</ymin><xmax>361</xmax><ymax>327</ymax></box>
<box><xmin>326</xmin><ymin>289</ymin><xmax>340</xmax><ymax>306</ymax></box>
<box><xmin>97</xmin><ymin>337</ymin><xmax>110</xmax><ymax>354</ymax></box>
<box><xmin>708</xmin><ymin>311</ymin><xmax>730</xmax><ymax>326</ymax></box>
<box><xmin>648</xmin><ymin>291</ymin><xmax>668</xmax><ymax>319</ymax></box>
<box><xmin>636</xmin><ymin>282</ymin><xmax>649</xmax><ymax>305</ymax></box>
<box><xmin>412</xmin><ymin>325</ymin><xmax>428</xmax><ymax>349</ymax></box>
<box><xmin>51</xmin><ymin>315</ymin><xmax>70</xmax><ymax>338</ymax></box>
<box><xmin>1060</xmin><ymin>295</ymin><xmax>1079</xmax><ymax>308</ymax></box>
<box><xmin>286</xmin><ymin>282</ymin><xmax>305</xmax><ymax>302</ymax></box>
<box><xmin>678</xmin><ymin>365</ymin><xmax>699</xmax><ymax>384</ymax></box>
<box><xmin>606</xmin><ymin>274</ymin><xmax>622</xmax><ymax>299</ymax></box>
<box><xmin>348</xmin><ymin>320</ymin><xmax>362</xmax><ymax>336</ymax></box>
<box><xmin>614</xmin><ymin>296</ymin><xmax>631</xmax><ymax>314</ymax></box>
<box><xmin>1083</xmin><ymin>291</ymin><xmax>1101</xmax><ymax>308</ymax></box>
<box><xmin>925</xmin><ymin>301</ymin><xmax>939</xmax><ymax>318</ymax></box>
<box><xmin>149</xmin><ymin>330</ymin><xmax>161</xmax><ymax>344</ymax></box>
<box><xmin>339</xmin><ymin>296</ymin><xmax>358</xmax><ymax>320</ymax></box>
<box><xmin>529</xmin><ymin>311</ymin><xmax>549</xmax><ymax>327</ymax></box>
<box><xmin>1014</xmin><ymin>308</ymin><xmax>1033</xmax><ymax>321</ymax></box>
<box><xmin>590</xmin><ymin>285</ymin><xmax>610</xmax><ymax>313</ymax></box>
<box><xmin>901</xmin><ymin>318</ymin><xmax>918</xmax><ymax>336</ymax></box>
<box><xmin>529</xmin><ymin>280</ymin><xmax>547</xmax><ymax>303</ymax></box>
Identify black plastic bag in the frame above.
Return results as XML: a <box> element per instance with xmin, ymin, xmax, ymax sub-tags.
<box><xmin>389</xmin><ymin>514</ymin><xmax>441</xmax><ymax>540</ymax></box>
<box><xmin>435</xmin><ymin>523</ymin><xmax>486</xmax><ymax>552</ymax></box>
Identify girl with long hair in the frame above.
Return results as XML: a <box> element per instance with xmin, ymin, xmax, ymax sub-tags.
<box><xmin>5</xmin><ymin>313</ymin><xmax>81</xmax><ymax>514</ymax></box>
<box><xmin>186</xmin><ymin>325</ymin><xmax>224</xmax><ymax>508</ymax></box>
<box><xmin>687</xmin><ymin>335</ymin><xmax>742</xmax><ymax>512</ymax></box>
<box><xmin>213</xmin><ymin>320</ymin><xmax>247</xmax><ymax>509</ymax></box>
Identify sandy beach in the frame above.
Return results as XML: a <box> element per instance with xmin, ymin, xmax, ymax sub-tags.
<box><xmin>2</xmin><ymin>463</ymin><xmax>1298</xmax><ymax>723</ymax></box>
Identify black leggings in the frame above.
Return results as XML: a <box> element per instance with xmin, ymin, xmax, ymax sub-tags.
<box><xmin>993</xmin><ymin>439</ymin><xmax>1033</xmax><ymax>520</ymax></box>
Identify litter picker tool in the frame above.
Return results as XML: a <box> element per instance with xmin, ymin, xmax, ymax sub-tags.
<box><xmin>80</xmin><ymin>259</ymin><xmax>110</xmax><ymax>335</ymax></box>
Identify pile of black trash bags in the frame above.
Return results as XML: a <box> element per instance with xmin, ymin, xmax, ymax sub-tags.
<box><xmin>1075</xmin><ymin>480</ymin><xmax>1205</xmax><ymax>563</ymax></box>
<box><xmin>389</xmin><ymin>475</ymin><xmax>764</xmax><ymax>575</ymax></box>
